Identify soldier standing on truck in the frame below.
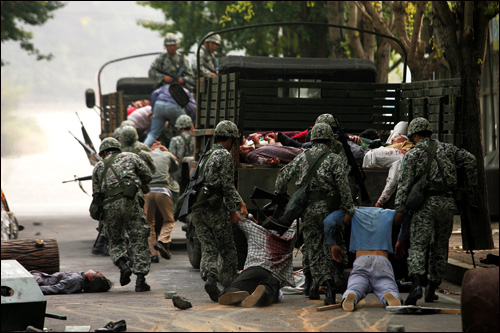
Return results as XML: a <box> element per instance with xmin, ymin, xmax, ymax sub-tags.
<box><xmin>393</xmin><ymin>117</ymin><xmax>478</xmax><ymax>306</ymax></box>
<box><xmin>191</xmin><ymin>120</ymin><xmax>249</xmax><ymax>302</ymax></box>
<box><xmin>148</xmin><ymin>33</ymin><xmax>195</xmax><ymax>91</ymax></box>
<box><xmin>197</xmin><ymin>33</ymin><xmax>221</xmax><ymax>78</ymax></box>
<box><xmin>275</xmin><ymin>123</ymin><xmax>355</xmax><ymax>305</ymax></box>
<box><xmin>92</xmin><ymin>138</ymin><xmax>153</xmax><ymax>292</ymax></box>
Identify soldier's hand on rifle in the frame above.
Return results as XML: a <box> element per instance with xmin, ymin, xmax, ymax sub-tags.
<box><xmin>163</xmin><ymin>75</ymin><xmax>174</xmax><ymax>83</ymax></box>
<box><xmin>330</xmin><ymin>244</ymin><xmax>343</xmax><ymax>263</ymax></box>
<box><xmin>395</xmin><ymin>238</ymin><xmax>406</xmax><ymax>259</ymax></box>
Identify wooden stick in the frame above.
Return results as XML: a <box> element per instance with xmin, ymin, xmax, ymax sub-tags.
<box><xmin>316</xmin><ymin>303</ymin><xmax>342</xmax><ymax>312</ymax></box>
<box><xmin>437</xmin><ymin>309</ymin><xmax>461</xmax><ymax>314</ymax></box>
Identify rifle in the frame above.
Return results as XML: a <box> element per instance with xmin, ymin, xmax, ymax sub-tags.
<box><xmin>333</xmin><ymin>117</ymin><xmax>371</xmax><ymax>205</ymax></box>
<box><xmin>62</xmin><ymin>175</ymin><xmax>92</xmax><ymax>183</ymax></box>
<box><xmin>456</xmin><ymin>167</ymin><xmax>476</xmax><ymax>267</ymax></box>
<box><xmin>249</xmin><ymin>186</ymin><xmax>288</xmax><ymax>219</ymax></box>
<box><xmin>202</xmin><ymin>63</ymin><xmax>217</xmax><ymax>74</ymax></box>
<box><xmin>69</xmin><ymin>131</ymin><xmax>102</xmax><ymax>164</ymax></box>
<box><xmin>153</xmin><ymin>67</ymin><xmax>196</xmax><ymax>88</ymax></box>
<box><xmin>75</xmin><ymin>112</ymin><xmax>98</xmax><ymax>165</ymax></box>
<box><xmin>176</xmin><ymin>138</ymin><xmax>212</xmax><ymax>222</ymax></box>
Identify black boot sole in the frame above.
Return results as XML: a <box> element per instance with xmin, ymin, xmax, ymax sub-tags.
<box><xmin>120</xmin><ymin>267</ymin><xmax>132</xmax><ymax>286</ymax></box>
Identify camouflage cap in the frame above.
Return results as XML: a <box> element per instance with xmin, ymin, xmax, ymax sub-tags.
<box><xmin>175</xmin><ymin>115</ymin><xmax>193</xmax><ymax>128</ymax></box>
<box><xmin>206</xmin><ymin>33</ymin><xmax>221</xmax><ymax>45</ymax></box>
<box><xmin>310</xmin><ymin>122</ymin><xmax>334</xmax><ymax>141</ymax></box>
<box><xmin>164</xmin><ymin>33</ymin><xmax>179</xmax><ymax>46</ymax></box>
<box><xmin>408</xmin><ymin>117</ymin><xmax>432</xmax><ymax>137</ymax></box>
<box><xmin>99</xmin><ymin>137</ymin><xmax>122</xmax><ymax>154</ymax></box>
<box><xmin>119</xmin><ymin>125</ymin><xmax>139</xmax><ymax>146</ymax></box>
<box><xmin>315</xmin><ymin>113</ymin><xmax>336</xmax><ymax>128</ymax></box>
<box><xmin>214</xmin><ymin>120</ymin><xmax>239</xmax><ymax>138</ymax></box>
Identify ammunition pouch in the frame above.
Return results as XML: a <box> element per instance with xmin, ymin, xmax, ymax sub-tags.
<box><xmin>406</xmin><ymin>176</ymin><xmax>429</xmax><ymax>211</ymax></box>
<box><xmin>122</xmin><ymin>179</ymin><xmax>138</xmax><ymax>199</ymax></box>
<box><xmin>192</xmin><ymin>186</ymin><xmax>222</xmax><ymax>210</ymax></box>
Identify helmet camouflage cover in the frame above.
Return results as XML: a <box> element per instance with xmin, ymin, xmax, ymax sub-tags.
<box><xmin>310</xmin><ymin>122</ymin><xmax>334</xmax><ymax>141</ymax></box>
<box><xmin>206</xmin><ymin>33</ymin><xmax>221</xmax><ymax>45</ymax></box>
<box><xmin>99</xmin><ymin>137</ymin><xmax>122</xmax><ymax>154</ymax></box>
<box><xmin>315</xmin><ymin>113</ymin><xmax>336</xmax><ymax>128</ymax></box>
<box><xmin>407</xmin><ymin>117</ymin><xmax>432</xmax><ymax>137</ymax></box>
<box><xmin>164</xmin><ymin>33</ymin><xmax>179</xmax><ymax>46</ymax></box>
<box><xmin>120</xmin><ymin>125</ymin><xmax>139</xmax><ymax>145</ymax></box>
<box><xmin>175</xmin><ymin>115</ymin><xmax>193</xmax><ymax>128</ymax></box>
<box><xmin>214</xmin><ymin>120</ymin><xmax>239</xmax><ymax>138</ymax></box>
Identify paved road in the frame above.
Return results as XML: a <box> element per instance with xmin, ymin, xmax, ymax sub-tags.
<box><xmin>9</xmin><ymin>211</ymin><xmax>463</xmax><ymax>332</ymax></box>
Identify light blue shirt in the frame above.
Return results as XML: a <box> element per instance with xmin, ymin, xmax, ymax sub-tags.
<box><xmin>324</xmin><ymin>207</ymin><xmax>410</xmax><ymax>254</ymax></box>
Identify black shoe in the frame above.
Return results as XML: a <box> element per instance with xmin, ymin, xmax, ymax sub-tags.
<box><xmin>154</xmin><ymin>241</ymin><xmax>172</xmax><ymax>260</ymax></box>
<box><xmin>304</xmin><ymin>271</ymin><xmax>312</xmax><ymax>297</ymax></box>
<box><xmin>95</xmin><ymin>319</ymin><xmax>127</xmax><ymax>332</ymax></box>
<box><xmin>405</xmin><ymin>275</ymin><xmax>423</xmax><ymax>305</ymax></box>
<box><xmin>92</xmin><ymin>235</ymin><xmax>109</xmax><ymax>256</ymax></box>
<box><xmin>151</xmin><ymin>255</ymin><xmax>159</xmax><ymax>263</ymax></box>
<box><xmin>205</xmin><ymin>274</ymin><xmax>221</xmax><ymax>302</ymax></box>
<box><xmin>308</xmin><ymin>282</ymin><xmax>320</xmax><ymax>300</ymax></box>
<box><xmin>135</xmin><ymin>274</ymin><xmax>151</xmax><ymax>292</ymax></box>
<box><xmin>324</xmin><ymin>279</ymin><xmax>337</xmax><ymax>305</ymax></box>
<box><xmin>116</xmin><ymin>258</ymin><xmax>132</xmax><ymax>287</ymax></box>
<box><xmin>425</xmin><ymin>281</ymin><xmax>439</xmax><ymax>302</ymax></box>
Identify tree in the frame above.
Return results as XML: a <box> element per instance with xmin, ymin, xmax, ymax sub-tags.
<box><xmin>1</xmin><ymin>1</ymin><xmax>65</xmax><ymax>66</ymax></box>
<box><xmin>431</xmin><ymin>1</ymin><xmax>498</xmax><ymax>249</ymax></box>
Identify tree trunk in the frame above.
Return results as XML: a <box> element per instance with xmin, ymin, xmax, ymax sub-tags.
<box><xmin>327</xmin><ymin>1</ymin><xmax>346</xmax><ymax>58</ymax></box>
<box><xmin>375</xmin><ymin>40</ymin><xmax>390</xmax><ymax>83</ymax></box>
<box><xmin>1</xmin><ymin>238</ymin><xmax>60</xmax><ymax>273</ymax></box>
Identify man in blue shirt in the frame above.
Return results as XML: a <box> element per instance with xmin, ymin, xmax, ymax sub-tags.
<box><xmin>324</xmin><ymin>207</ymin><xmax>408</xmax><ymax>311</ymax></box>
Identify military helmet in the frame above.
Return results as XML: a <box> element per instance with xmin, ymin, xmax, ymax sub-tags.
<box><xmin>407</xmin><ymin>117</ymin><xmax>432</xmax><ymax>137</ymax></box>
<box><xmin>99</xmin><ymin>137</ymin><xmax>122</xmax><ymax>154</ymax></box>
<box><xmin>120</xmin><ymin>125</ymin><xmax>139</xmax><ymax>145</ymax></box>
<box><xmin>214</xmin><ymin>120</ymin><xmax>239</xmax><ymax>138</ymax></box>
<box><xmin>206</xmin><ymin>33</ymin><xmax>221</xmax><ymax>45</ymax></box>
<box><xmin>310</xmin><ymin>123</ymin><xmax>334</xmax><ymax>141</ymax></box>
<box><xmin>315</xmin><ymin>113</ymin><xmax>336</xmax><ymax>128</ymax></box>
<box><xmin>120</xmin><ymin>120</ymin><xmax>136</xmax><ymax>128</ymax></box>
<box><xmin>164</xmin><ymin>33</ymin><xmax>179</xmax><ymax>46</ymax></box>
<box><xmin>175</xmin><ymin>115</ymin><xmax>193</xmax><ymax>128</ymax></box>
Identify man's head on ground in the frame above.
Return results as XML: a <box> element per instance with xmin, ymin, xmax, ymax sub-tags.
<box><xmin>84</xmin><ymin>270</ymin><xmax>113</xmax><ymax>293</ymax></box>
<box><xmin>151</xmin><ymin>141</ymin><xmax>168</xmax><ymax>151</ymax></box>
<box><xmin>391</xmin><ymin>135</ymin><xmax>409</xmax><ymax>144</ymax></box>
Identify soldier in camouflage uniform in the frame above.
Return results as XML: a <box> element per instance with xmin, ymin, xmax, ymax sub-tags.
<box><xmin>275</xmin><ymin>123</ymin><xmax>355</xmax><ymax>305</ymax></box>
<box><xmin>119</xmin><ymin>125</ymin><xmax>156</xmax><ymax>174</ymax></box>
<box><xmin>197</xmin><ymin>33</ymin><xmax>221</xmax><ymax>78</ymax></box>
<box><xmin>148</xmin><ymin>33</ymin><xmax>195</xmax><ymax>91</ymax></box>
<box><xmin>394</xmin><ymin>117</ymin><xmax>477</xmax><ymax>305</ymax></box>
<box><xmin>169</xmin><ymin>115</ymin><xmax>195</xmax><ymax>187</ymax></box>
<box><xmin>92</xmin><ymin>137</ymin><xmax>153</xmax><ymax>292</ymax></box>
<box><xmin>191</xmin><ymin>120</ymin><xmax>249</xmax><ymax>302</ymax></box>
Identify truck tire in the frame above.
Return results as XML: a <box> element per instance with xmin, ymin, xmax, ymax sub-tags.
<box><xmin>187</xmin><ymin>235</ymin><xmax>202</xmax><ymax>269</ymax></box>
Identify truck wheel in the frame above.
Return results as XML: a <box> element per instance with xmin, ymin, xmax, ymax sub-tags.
<box><xmin>187</xmin><ymin>236</ymin><xmax>202</xmax><ymax>269</ymax></box>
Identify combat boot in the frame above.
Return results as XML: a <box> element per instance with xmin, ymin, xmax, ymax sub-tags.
<box><xmin>425</xmin><ymin>281</ymin><xmax>439</xmax><ymax>302</ymax></box>
<box><xmin>308</xmin><ymin>282</ymin><xmax>320</xmax><ymax>300</ymax></box>
<box><xmin>92</xmin><ymin>234</ymin><xmax>109</xmax><ymax>256</ymax></box>
<box><xmin>405</xmin><ymin>275</ymin><xmax>423</xmax><ymax>305</ymax></box>
<box><xmin>332</xmin><ymin>262</ymin><xmax>346</xmax><ymax>290</ymax></box>
<box><xmin>116</xmin><ymin>258</ymin><xmax>132</xmax><ymax>286</ymax></box>
<box><xmin>135</xmin><ymin>274</ymin><xmax>150</xmax><ymax>292</ymax></box>
<box><xmin>323</xmin><ymin>279</ymin><xmax>337</xmax><ymax>305</ymax></box>
<box><xmin>204</xmin><ymin>273</ymin><xmax>221</xmax><ymax>302</ymax></box>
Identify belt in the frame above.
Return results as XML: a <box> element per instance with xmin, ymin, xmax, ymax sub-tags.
<box><xmin>426</xmin><ymin>190</ymin><xmax>454</xmax><ymax>198</ymax></box>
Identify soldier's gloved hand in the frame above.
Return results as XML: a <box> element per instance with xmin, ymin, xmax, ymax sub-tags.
<box><xmin>330</xmin><ymin>244</ymin><xmax>343</xmax><ymax>263</ymax></box>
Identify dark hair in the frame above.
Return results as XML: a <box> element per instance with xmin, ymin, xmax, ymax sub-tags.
<box><xmin>84</xmin><ymin>276</ymin><xmax>113</xmax><ymax>293</ymax></box>
<box><xmin>182</xmin><ymin>126</ymin><xmax>192</xmax><ymax>131</ymax></box>
<box><xmin>261</xmin><ymin>216</ymin><xmax>292</xmax><ymax>236</ymax></box>
<box><xmin>215</xmin><ymin>135</ymin><xmax>231</xmax><ymax>143</ymax></box>
<box><xmin>359</xmin><ymin>129</ymin><xmax>380</xmax><ymax>141</ymax></box>
<box><xmin>417</xmin><ymin>130</ymin><xmax>433</xmax><ymax>138</ymax></box>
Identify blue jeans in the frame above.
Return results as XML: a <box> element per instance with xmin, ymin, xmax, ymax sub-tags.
<box><xmin>144</xmin><ymin>100</ymin><xmax>185</xmax><ymax>147</ymax></box>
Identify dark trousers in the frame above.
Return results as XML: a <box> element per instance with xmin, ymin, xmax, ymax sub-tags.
<box><xmin>223</xmin><ymin>266</ymin><xmax>281</xmax><ymax>306</ymax></box>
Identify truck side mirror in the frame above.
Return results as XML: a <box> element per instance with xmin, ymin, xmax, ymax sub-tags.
<box><xmin>85</xmin><ymin>89</ymin><xmax>96</xmax><ymax>108</ymax></box>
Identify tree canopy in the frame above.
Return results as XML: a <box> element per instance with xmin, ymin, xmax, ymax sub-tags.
<box><xmin>1</xmin><ymin>1</ymin><xmax>65</xmax><ymax>66</ymax></box>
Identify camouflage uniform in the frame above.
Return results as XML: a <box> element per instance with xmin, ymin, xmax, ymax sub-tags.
<box><xmin>191</xmin><ymin>121</ymin><xmax>242</xmax><ymax>288</ymax></box>
<box><xmin>275</xmin><ymin>124</ymin><xmax>355</xmax><ymax>288</ymax></box>
<box><xmin>198</xmin><ymin>34</ymin><xmax>220</xmax><ymax>78</ymax></box>
<box><xmin>148</xmin><ymin>34</ymin><xmax>194</xmax><ymax>89</ymax></box>
<box><xmin>92</xmin><ymin>142</ymin><xmax>153</xmax><ymax>276</ymax></box>
<box><xmin>395</xmin><ymin>118</ymin><xmax>477</xmax><ymax>285</ymax></box>
<box><xmin>119</xmin><ymin>126</ymin><xmax>156</xmax><ymax>174</ymax></box>
<box><xmin>169</xmin><ymin>115</ymin><xmax>195</xmax><ymax>185</ymax></box>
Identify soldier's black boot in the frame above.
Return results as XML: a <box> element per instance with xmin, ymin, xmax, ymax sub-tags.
<box><xmin>92</xmin><ymin>234</ymin><xmax>109</xmax><ymax>256</ymax></box>
<box><xmin>116</xmin><ymin>258</ymin><xmax>132</xmax><ymax>286</ymax></box>
<box><xmin>308</xmin><ymin>282</ymin><xmax>320</xmax><ymax>300</ymax></box>
<box><xmin>332</xmin><ymin>262</ymin><xmax>346</xmax><ymax>291</ymax></box>
<box><xmin>425</xmin><ymin>281</ymin><xmax>439</xmax><ymax>302</ymax></box>
<box><xmin>405</xmin><ymin>275</ymin><xmax>423</xmax><ymax>305</ymax></box>
<box><xmin>135</xmin><ymin>274</ymin><xmax>150</xmax><ymax>292</ymax></box>
<box><xmin>324</xmin><ymin>279</ymin><xmax>337</xmax><ymax>305</ymax></box>
<box><xmin>304</xmin><ymin>271</ymin><xmax>312</xmax><ymax>297</ymax></box>
<box><xmin>204</xmin><ymin>273</ymin><xmax>220</xmax><ymax>302</ymax></box>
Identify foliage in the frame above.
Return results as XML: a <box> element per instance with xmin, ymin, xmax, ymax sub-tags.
<box><xmin>1</xmin><ymin>1</ymin><xmax>65</xmax><ymax>66</ymax></box>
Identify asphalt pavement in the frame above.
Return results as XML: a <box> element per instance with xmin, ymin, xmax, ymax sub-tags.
<box><xmin>1</xmin><ymin>210</ymin><xmax>474</xmax><ymax>332</ymax></box>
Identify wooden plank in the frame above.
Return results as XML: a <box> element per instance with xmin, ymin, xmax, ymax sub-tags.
<box><xmin>239</xmin><ymin>79</ymin><xmax>400</xmax><ymax>91</ymax></box>
<box><xmin>242</xmin><ymin>96</ymin><xmax>397</xmax><ymax>107</ymax></box>
<box><xmin>321</xmin><ymin>90</ymin><xmax>399</xmax><ymax>99</ymax></box>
